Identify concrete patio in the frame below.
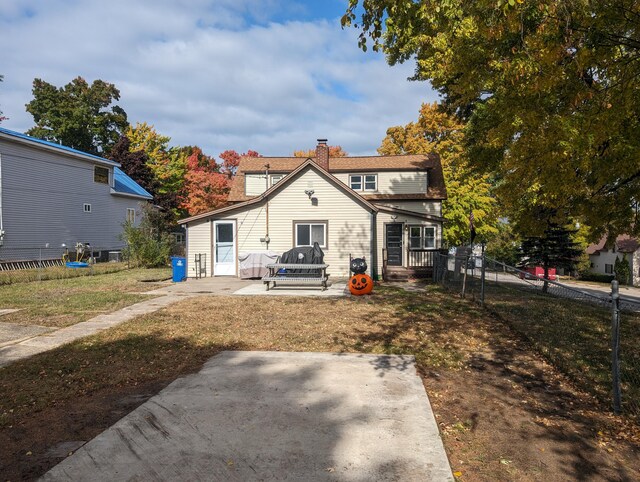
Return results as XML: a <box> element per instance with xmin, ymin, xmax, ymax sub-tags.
<box><xmin>42</xmin><ymin>351</ymin><xmax>453</xmax><ymax>481</ymax></box>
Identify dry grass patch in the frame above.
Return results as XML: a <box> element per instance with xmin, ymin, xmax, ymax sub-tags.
<box><xmin>0</xmin><ymin>267</ymin><xmax>171</xmax><ymax>328</ymax></box>
<box><xmin>1</xmin><ymin>284</ymin><xmax>639</xmax><ymax>481</ymax></box>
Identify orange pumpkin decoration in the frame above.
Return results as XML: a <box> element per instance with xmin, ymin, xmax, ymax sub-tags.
<box><xmin>349</xmin><ymin>274</ymin><xmax>373</xmax><ymax>295</ymax></box>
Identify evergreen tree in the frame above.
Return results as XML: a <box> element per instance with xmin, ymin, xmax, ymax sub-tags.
<box><xmin>519</xmin><ymin>225</ymin><xmax>582</xmax><ymax>293</ymax></box>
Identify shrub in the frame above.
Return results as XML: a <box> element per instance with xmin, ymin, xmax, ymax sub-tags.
<box><xmin>121</xmin><ymin>204</ymin><xmax>174</xmax><ymax>268</ymax></box>
<box><xmin>578</xmin><ymin>272</ymin><xmax>615</xmax><ymax>283</ymax></box>
<box><xmin>614</xmin><ymin>255</ymin><xmax>631</xmax><ymax>285</ymax></box>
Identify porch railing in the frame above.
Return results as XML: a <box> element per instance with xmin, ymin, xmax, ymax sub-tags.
<box><xmin>407</xmin><ymin>248</ymin><xmax>438</xmax><ymax>268</ymax></box>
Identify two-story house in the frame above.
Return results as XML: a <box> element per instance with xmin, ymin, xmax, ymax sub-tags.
<box><xmin>0</xmin><ymin>127</ymin><xmax>153</xmax><ymax>264</ymax></box>
<box><xmin>179</xmin><ymin>139</ymin><xmax>447</xmax><ymax>279</ymax></box>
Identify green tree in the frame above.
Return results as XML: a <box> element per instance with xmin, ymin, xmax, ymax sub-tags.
<box><xmin>485</xmin><ymin>221</ymin><xmax>521</xmax><ymax>266</ymax></box>
<box><xmin>614</xmin><ymin>255</ymin><xmax>631</xmax><ymax>286</ymax></box>
<box><xmin>519</xmin><ymin>224</ymin><xmax>582</xmax><ymax>293</ymax></box>
<box><xmin>378</xmin><ymin>102</ymin><xmax>498</xmax><ymax>246</ymax></box>
<box><xmin>121</xmin><ymin>203</ymin><xmax>173</xmax><ymax>268</ymax></box>
<box><xmin>343</xmin><ymin>1</ymin><xmax>640</xmax><ymax>239</ymax></box>
<box><xmin>26</xmin><ymin>76</ymin><xmax>128</xmax><ymax>155</ymax></box>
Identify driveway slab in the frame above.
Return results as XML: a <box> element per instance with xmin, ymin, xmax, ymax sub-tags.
<box><xmin>42</xmin><ymin>351</ymin><xmax>453</xmax><ymax>481</ymax></box>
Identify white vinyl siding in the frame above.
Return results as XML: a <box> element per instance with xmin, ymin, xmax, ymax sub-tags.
<box><xmin>335</xmin><ymin>171</ymin><xmax>428</xmax><ymax>195</ymax></box>
<box><xmin>186</xmin><ymin>167</ymin><xmax>372</xmax><ymax>277</ymax></box>
<box><xmin>245</xmin><ymin>173</ymin><xmax>267</xmax><ymax>196</ymax></box>
<box><xmin>185</xmin><ymin>219</ymin><xmax>213</xmax><ymax>277</ymax></box>
<box><xmin>376</xmin><ymin>212</ymin><xmax>441</xmax><ymax>271</ymax></box>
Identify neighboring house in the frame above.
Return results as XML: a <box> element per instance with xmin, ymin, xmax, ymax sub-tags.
<box><xmin>0</xmin><ymin>127</ymin><xmax>153</xmax><ymax>262</ymax></box>
<box><xmin>586</xmin><ymin>235</ymin><xmax>640</xmax><ymax>286</ymax></box>
<box><xmin>179</xmin><ymin>139</ymin><xmax>447</xmax><ymax>279</ymax></box>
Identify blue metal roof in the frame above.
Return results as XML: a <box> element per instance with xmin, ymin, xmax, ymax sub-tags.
<box><xmin>113</xmin><ymin>167</ymin><xmax>153</xmax><ymax>199</ymax></box>
<box><xmin>0</xmin><ymin>126</ymin><xmax>119</xmax><ymax>166</ymax></box>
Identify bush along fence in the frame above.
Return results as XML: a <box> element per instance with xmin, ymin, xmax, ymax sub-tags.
<box><xmin>0</xmin><ymin>246</ymin><xmax>130</xmax><ymax>285</ymax></box>
<box><xmin>433</xmin><ymin>251</ymin><xmax>640</xmax><ymax>420</ymax></box>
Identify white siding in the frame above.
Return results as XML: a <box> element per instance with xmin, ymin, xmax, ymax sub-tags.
<box><xmin>376</xmin><ymin>212</ymin><xmax>442</xmax><ymax>271</ymax></box>
<box><xmin>333</xmin><ymin>171</ymin><xmax>428</xmax><ymax>195</ymax></box>
<box><xmin>186</xmin><ymin>167</ymin><xmax>373</xmax><ymax>278</ymax></box>
<box><xmin>376</xmin><ymin>201</ymin><xmax>441</xmax><ymax>217</ymax></box>
<box><xmin>245</xmin><ymin>174</ymin><xmax>267</xmax><ymax>196</ymax></box>
<box><xmin>185</xmin><ymin>219</ymin><xmax>212</xmax><ymax>277</ymax></box>
<box><xmin>266</xmin><ymin>169</ymin><xmax>372</xmax><ymax>277</ymax></box>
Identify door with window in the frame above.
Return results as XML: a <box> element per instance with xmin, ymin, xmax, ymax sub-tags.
<box><xmin>213</xmin><ymin>220</ymin><xmax>236</xmax><ymax>276</ymax></box>
<box><xmin>385</xmin><ymin>223</ymin><xmax>403</xmax><ymax>266</ymax></box>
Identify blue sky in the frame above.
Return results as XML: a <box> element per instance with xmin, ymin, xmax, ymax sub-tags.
<box><xmin>0</xmin><ymin>0</ymin><xmax>437</xmax><ymax>157</ymax></box>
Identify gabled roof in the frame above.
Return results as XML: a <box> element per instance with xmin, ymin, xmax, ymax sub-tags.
<box><xmin>228</xmin><ymin>153</ymin><xmax>446</xmax><ymax>202</ymax></box>
<box><xmin>586</xmin><ymin>234</ymin><xmax>639</xmax><ymax>255</ymax></box>
<box><xmin>0</xmin><ymin>127</ymin><xmax>119</xmax><ymax>167</ymax></box>
<box><xmin>179</xmin><ymin>158</ymin><xmax>378</xmax><ymax>224</ymax></box>
<box><xmin>112</xmin><ymin>167</ymin><xmax>153</xmax><ymax>199</ymax></box>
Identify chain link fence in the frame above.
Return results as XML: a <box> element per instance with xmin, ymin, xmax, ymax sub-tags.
<box><xmin>434</xmin><ymin>252</ymin><xmax>640</xmax><ymax>419</ymax></box>
<box><xmin>0</xmin><ymin>245</ymin><xmax>130</xmax><ymax>284</ymax></box>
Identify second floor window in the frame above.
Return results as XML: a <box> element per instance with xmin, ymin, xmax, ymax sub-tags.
<box><xmin>349</xmin><ymin>174</ymin><xmax>377</xmax><ymax>191</ymax></box>
<box><xmin>271</xmin><ymin>174</ymin><xmax>285</xmax><ymax>186</ymax></box>
<box><xmin>94</xmin><ymin>166</ymin><xmax>110</xmax><ymax>184</ymax></box>
<box><xmin>126</xmin><ymin>208</ymin><xmax>136</xmax><ymax>223</ymax></box>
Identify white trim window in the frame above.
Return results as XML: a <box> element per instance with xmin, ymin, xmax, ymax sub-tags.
<box><xmin>94</xmin><ymin>166</ymin><xmax>110</xmax><ymax>184</ymax></box>
<box><xmin>83</xmin><ymin>203</ymin><xmax>92</xmax><ymax>213</ymax></box>
<box><xmin>270</xmin><ymin>174</ymin><xmax>285</xmax><ymax>186</ymax></box>
<box><xmin>605</xmin><ymin>264</ymin><xmax>614</xmax><ymax>274</ymax></box>
<box><xmin>349</xmin><ymin>174</ymin><xmax>377</xmax><ymax>191</ymax></box>
<box><xmin>126</xmin><ymin>208</ymin><xmax>136</xmax><ymax>223</ymax></box>
<box><xmin>409</xmin><ymin>225</ymin><xmax>436</xmax><ymax>249</ymax></box>
<box><xmin>295</xmin><ymin>222</ymin><xmax>327</xmax><ymax>248</ymax></box>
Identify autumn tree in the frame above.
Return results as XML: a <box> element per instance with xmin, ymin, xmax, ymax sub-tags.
<box><xmin>219</xmin><ymin>149</ymin><xmax>260</xmax><ymax>179</ymax></box>
<box><xmin>109</xmin><ymin>136</ymin><xmax>159</xmax><ymax>197</ymax></box>
<box><xmin>293</xmin><ymin>145</ymin><xmax>348</xmax><ymax>158</ymax></box>
<box><xmin>379</xmin><ymin>102</ymin><xmax>498</xmax><ymax>246</ymax></box>
<box><xmin>343</xmin><ymin>1</ymin><xmax>640</xmax><ymax>240</ymax></box>
<box><xmin>181</xmin><ymin>147</ymin><xmax>228</xmax><ymax>216</ymax></box>
<box><xmin>26</xmin><ymin>77</ymin><xmax>128</xmax><ymax>155</ymax></box>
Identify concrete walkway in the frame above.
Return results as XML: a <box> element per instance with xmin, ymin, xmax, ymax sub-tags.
<box><xmin>0</xmin><ymin>277</ymin><xmax>351</xmax><ymax>367</ymax></box>
<box><xmin>0</xmin><ymin>293</ymin><xmax>196</xmax><ymax>367</ymax></box>
<box><xmin>42</xmin><ymin>351</ymin><xmax>453</xmax><ymax>481</ymax></box>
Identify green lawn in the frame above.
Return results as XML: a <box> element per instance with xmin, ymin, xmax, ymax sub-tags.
<box><xmin>0</xmin><ymin>267</ymin><xmax>171</xmax><ymax>328</ymax></box>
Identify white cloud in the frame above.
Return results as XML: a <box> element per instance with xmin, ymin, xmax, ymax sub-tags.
<box><xmin>0</xmin><ymin>0</ymin><xmax>438</xmax><ymax>157</ymax></box>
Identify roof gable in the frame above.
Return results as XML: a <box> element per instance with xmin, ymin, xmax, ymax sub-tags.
<box><xmin>179</xmin><ymin>159</ymin><xmax>377</xmax><ymax>224</ymax></box>
<box><xmin>228</xmin><ymin>153</ymin><xmax>446</xmax><ymax>202</ymax></box>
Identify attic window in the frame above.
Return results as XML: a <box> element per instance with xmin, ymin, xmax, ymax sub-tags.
<box><xmin>94</xmin><ymin>166</ymin><xmax>110</xmax><ymax>184</ymax></box>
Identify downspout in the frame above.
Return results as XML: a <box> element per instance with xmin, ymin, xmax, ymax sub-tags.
<box><xmin>370</xmin><ymin>210</ymin><xmax>377</xmax><ymax>280</ymax></box>
<box><xmin>264</xmin><ymin>163</ymin><xmax>270</xmax><ymax>247</ymax></box>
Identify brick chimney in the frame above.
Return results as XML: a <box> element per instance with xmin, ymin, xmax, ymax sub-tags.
<box><xmin>315</xmin><ymin>138</ymin><xmax>329</xmax><ymax>171</ymax></box>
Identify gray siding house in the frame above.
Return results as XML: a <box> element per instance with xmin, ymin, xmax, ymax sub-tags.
<box><xmin>0</xmin><ymin>127</ymin><xmax>152</xmax><ymax>262</ymax></box>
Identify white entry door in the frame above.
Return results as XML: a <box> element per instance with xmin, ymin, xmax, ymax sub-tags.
<box><xmin>213</xmin><ymin>220</ymin><xmax>236</xmax><ymax>276</ymax></box>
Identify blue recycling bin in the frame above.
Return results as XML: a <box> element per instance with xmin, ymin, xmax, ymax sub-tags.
<box><xmin>171</xmin><ymin>256</ymin><xmax>187</xmax><ymax>282</ymax></box>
